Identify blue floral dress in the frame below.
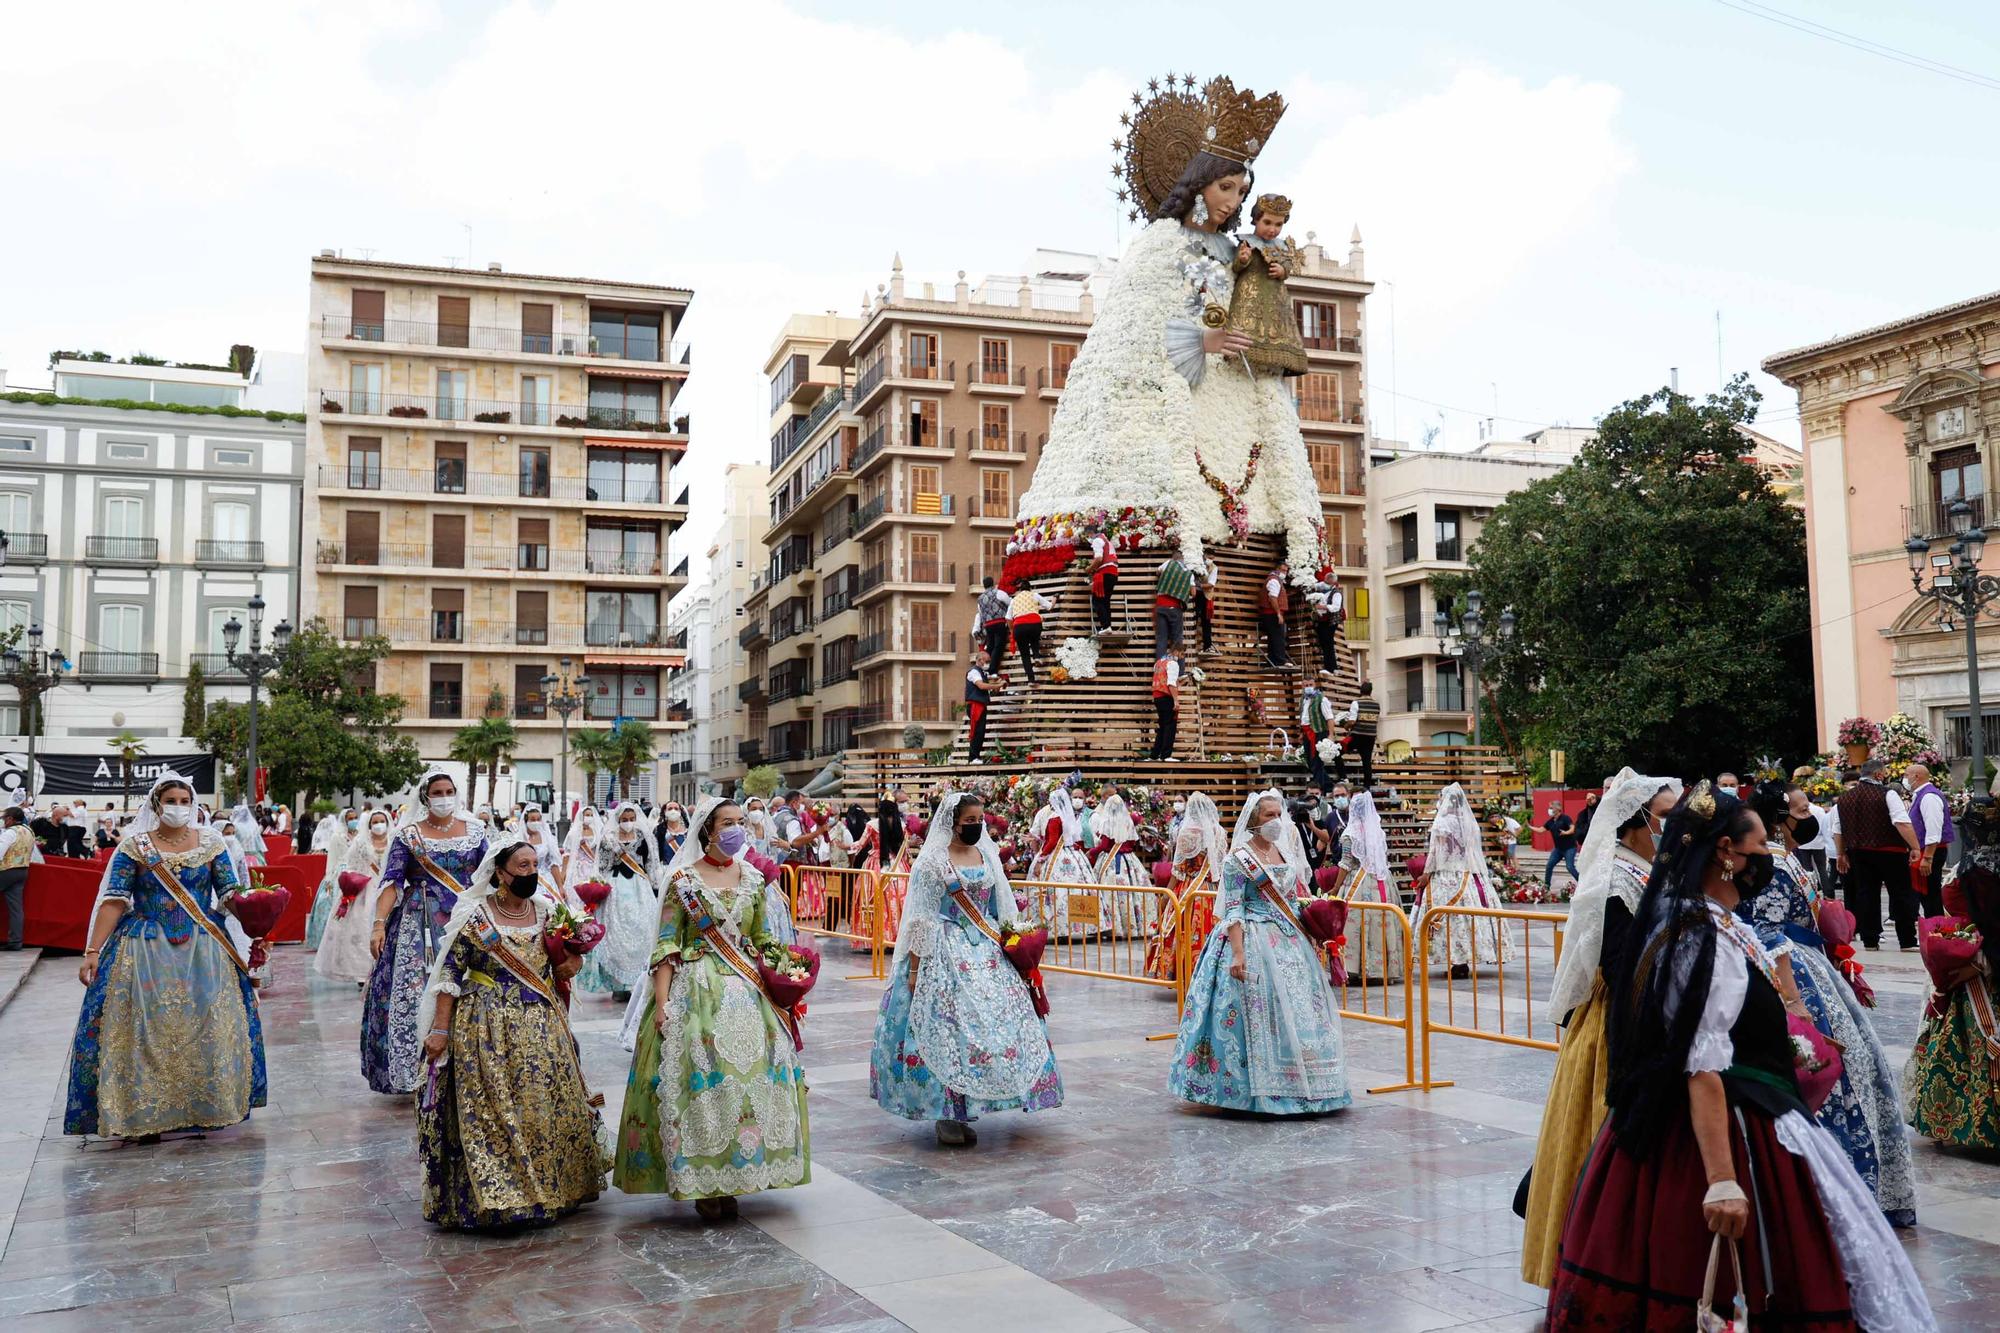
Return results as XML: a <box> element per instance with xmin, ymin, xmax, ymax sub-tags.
<box><xmin>66</xmin><ymin>830</ymin><xmax>267</xmax><ymax>1137</ymax></box>
<box><xmin>1737</xmin><ymin>851</ymin><xmax>1916</xmax><ymax>1226</ymax></box>
<box><xmin>1169</xmin><ymin>849</ymin><xmax>1351</xmax><ymax>1114</ymax></box>
<box><xmin>870</xmin><ymin>863</ymin><xmax>1062</xmax><ymax>1123</ymax></box>
<box><xmin>361</xmin><ymin>826</ymin><xmax>485</xmax><ymax>1094</ymax></box>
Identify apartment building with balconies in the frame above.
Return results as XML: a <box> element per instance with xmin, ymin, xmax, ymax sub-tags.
<box><xmin>665</xmin><ymin>585</ymin><xmax>713</xmax><ymax>806</ymax></box>
<box><xmin>303</xmin><ymin>255</ymin><xmax>693</xmax><ymax>792</ymax></box>
<box><xmin>0</xmin><ymin>354</ymin><xmax>304</xmax><ymax>746</ymax></box>
<box><xmin>1290</xmin><ymin>228</ymin><xmax>1374</xmax><ymax>622</ymax></box>
<box><xmin>702</xmin><ymin>463</ymin><xmax>770</xmax><ymax>793</ymax></box>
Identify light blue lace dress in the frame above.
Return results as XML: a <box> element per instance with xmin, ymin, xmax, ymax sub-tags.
<box><xmin>1169</xmin><ymin>849</ymin><xmax>1352</xmax><ymax>1114</ymax></box>
<box><xmin>870</xmin><ymin>864</ymin><xmax>1062</xmax><ymax>1123</ymax></box>
<box><xmin>1737</xmin><ymin>851</ymin><xmax>1916</xmax><ymax>1226</ymax></box>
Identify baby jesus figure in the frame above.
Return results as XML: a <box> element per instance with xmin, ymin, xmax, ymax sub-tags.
<box><xmin>1228</xmin><ymin>192</ymin><xmax>1309</xmax><ymax>377</ymax></box>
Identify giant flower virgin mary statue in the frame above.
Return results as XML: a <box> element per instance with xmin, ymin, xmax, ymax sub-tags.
<box><xmin>1007</xmin><ymin>74</ymin><xmax>1326</xmax><ymax>583</ymax></box>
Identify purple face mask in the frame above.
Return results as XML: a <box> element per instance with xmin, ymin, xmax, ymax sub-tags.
<box><xmin>713</xmin><ymin>825</ymin><xmax>748</xmax><ymax>858</ymax></box>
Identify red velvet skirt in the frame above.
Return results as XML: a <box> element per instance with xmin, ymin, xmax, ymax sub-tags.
<box><xmin>1547</xmin><ymin>1108</ymin><xmax>1856</xmax><ymax>1332</ymax></box>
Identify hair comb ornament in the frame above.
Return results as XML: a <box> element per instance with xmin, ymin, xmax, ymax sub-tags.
<box><xmin>1686</xmin><ymin>781</ymin><xmax>1716</xmax><ymax>822</ymax></box>
<box><xmin>1113</xmin><ymin>73</ymin><xmax>1287</xmax><ymax>221</ymax></box>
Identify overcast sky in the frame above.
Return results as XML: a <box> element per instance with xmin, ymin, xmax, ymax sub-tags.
<box><xmin>7</xmin><ymin>0</ymin><xmax>1998</xmax><ymax>580</ymax></box>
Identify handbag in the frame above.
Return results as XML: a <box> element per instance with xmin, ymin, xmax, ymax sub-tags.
<box><xmin>1696</xmin><ymin>1233</ymin><xmax>1748</xmax><ymax>1331</ymax></box>
<box><xmin>1266</xmin><ymin>727</ymin><xmax>1298</xmax><ymax>762</ymax></box>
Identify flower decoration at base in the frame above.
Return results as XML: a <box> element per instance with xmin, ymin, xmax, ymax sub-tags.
<box><xmin>1054</xmin><ymin>636</ymin><xmax>1100</xmax><ymax>681</ymax></box>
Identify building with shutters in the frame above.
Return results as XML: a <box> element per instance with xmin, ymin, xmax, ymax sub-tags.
<box><xmin>700</xmin><ymin>462</ymin><xmax>769</xmax><ymax>794</ymax></box>
<box><xmin>0</xmin><ymin>355</ymin><xmax>305</xmax><ymax>760</ymax></box>
<box><xmin>302</xmin><ymin>255</ymin><xmax>693</xmax><ymax>796</ymax></box>
<box><xmin>736</xmin><ymin>233</ymin><xmax>1371</xmax><ymax>786</ymax></box>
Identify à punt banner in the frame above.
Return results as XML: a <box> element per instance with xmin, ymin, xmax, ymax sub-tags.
<box><xmin>1</xmin><ymin>752</ymin><xmax>218</xmax><ymax>803</ymax></box>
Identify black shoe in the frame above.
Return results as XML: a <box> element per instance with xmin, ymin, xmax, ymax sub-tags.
<box><xmin>0</xmin><ymin>944</ymin><xmax>21</xmax><ymax>952</ymax></box>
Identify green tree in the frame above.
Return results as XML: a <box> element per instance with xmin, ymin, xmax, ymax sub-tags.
<box><xmin>610</xmin><ymin>719</ymin><xmax>657</xmax><ymax>801</ymax></box>
<box><xmin>1435</xmin><ymin>376</ymin><xmax>1814</xmax><ymax>781</ymax></box>
<box><xmin>107</xmin><ymin>731</ymin><xmax>149</xmax><ymax>811</ymax></box>
<box><xmin>742</xmin><ymin>764</ymin><xmax>783</xmax><ymax>799</ymax></box>
<box><xmin>182</xmin><ymin>657</ymin><xmax>207</xmax><ymax>737</ymax></box>
<box><xmin>197</xmin><ymin>619</ymin><xmax>421</xmax><ymax>808</ymax></box>
<box><xmin>449</xmin><ymin>717</ymin><xmax>518</xmax><ymax>809</ymax></box>
<box><xmin>570</xmin><ymin>728</ymin><xmax>618</xmax><ymax>806</ymax></box>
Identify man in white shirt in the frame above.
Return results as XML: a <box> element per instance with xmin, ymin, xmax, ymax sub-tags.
<box><xmin>770</xmin><ymin>793</ymin><xmax>806</xmax><ymax>867</ymax></box>
<box><xmin>1832</xmin><ymin>759</ymin><xmax>1921</xmax><ymax>949</ymax></box>
<box><xmin>1085</xmin><ymin>524</ymin><xmax>1120</xmax><ymax>636</ymax></box>
<box><xmin>1306</xmin><ymin>581</ymin><xmax>1343</xmax><ymax>680</ymax></box>
<box><xmin>1904</xmin><ymin>762</ymin><xmax>1950</xmax><ymax>917</ymax></box>
<box><xmin>1148</xmin><ymin>643</ymin><xmax>1184</xmax><ymax>761</ymax></box>
<box><xmin>0</xmin><ymin>807</ymin><xmax>31</xmax><ymax>949</ymax></box>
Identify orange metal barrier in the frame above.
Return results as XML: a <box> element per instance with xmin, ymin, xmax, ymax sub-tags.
<box><xmin>1018</xmin><ymin>878</ymin><xmax>1179</xmax><ymax>990</ymax></box>
<box><xmin>787</xmin><ymin>863</ymin><xmax>887</xmax><ymax>979</ymax></box>
<box><xmin>1413</xmin><ymin>904</ymin><xmax>1567</xmax><ymax>1089</ymax></box>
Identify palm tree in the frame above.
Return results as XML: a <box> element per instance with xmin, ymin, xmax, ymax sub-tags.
<box><xmin>106</xmin><ymin>731</ymin><xmax>149</xmax><ymax>812</ymax></box>
<box><xmin>449</xmin><ymin>718</ymin><xmax>518</xmax><ymax>810</ymax></box>
<box><xmin>610</xmin><ymin>719</ymin><xmax>657</xmax><ymax>802</ymax></box>
<box><xmin>570</xmin><ymin>728</ymin><xmax>618</xmax><ymax>806</ymax></box>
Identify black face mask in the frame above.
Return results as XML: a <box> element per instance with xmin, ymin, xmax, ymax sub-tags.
<box><xmin>1791</xmin><ymin>815</ymin><xmax>1820</xmax><ymax>846</ymax></box>
<box><xmin>957</xmin><ymin>822</ymin><xmax>983</xmax><ymax>846</ymax></box>
<box><xmin>505</xmin><ymin>871</ymin><xmax>539</xmax><ymax>899</ymax></box>
<box><xmin>1736</xmin><ymin>852</ymin><xmax>1775</xmax><ymax>897</ymax></box>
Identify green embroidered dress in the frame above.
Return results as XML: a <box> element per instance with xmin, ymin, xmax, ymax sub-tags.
<box><xmin>613</xmin><ymin>862</ymin><xmax>811</xmax><ymax>1200</ymax></box>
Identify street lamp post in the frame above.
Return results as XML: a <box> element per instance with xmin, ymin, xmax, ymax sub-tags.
<box><xmin>223</xmin><ymin>595</ymin><xmax>293</xmax><ymax>807</ymax></box>
<box><xmin>540</xmin><ymin>660</ymin><xmax>590</xmax><ymax>837</ymax></box>
<box><xmin>2</xmin><ymin>625</ymin><xmax>72</xmax><ymax>805</ymax></box>
<box><xmin>1435</xmin><ymin>587</ymin><xmax>1516</xmax><ymax>748</ymax></box>
<box><xmin>1905</xmin><ymin>499</ymin><xmax>2000</xmax><ymax>817</ymax></box>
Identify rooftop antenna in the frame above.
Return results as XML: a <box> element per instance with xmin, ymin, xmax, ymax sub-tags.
<box><xmin>1670</xmin><ymin>366</ymin><xmax>1680</xmax><ymax>395</ymax></box>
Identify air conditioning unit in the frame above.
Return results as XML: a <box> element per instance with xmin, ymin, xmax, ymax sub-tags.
<box><xmin>559</xmin><ymin>337</ymin><xmax>578</xmax><ymax>356</ymax></box>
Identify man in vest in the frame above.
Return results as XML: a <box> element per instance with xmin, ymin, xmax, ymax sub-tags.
<box><xmin>964</xmin><ymin>657</ymin><xmax>1005</xmax><ymax>763</ymax></box>
<box><xmin>1007</xmin><ymin>579</ymin><xmax>1053</xmax><ymax>684</ymax></box>
<box><xmin>1085</xmin><ymin>523</ymin><xmax>1119</xmax><ymax>636</ymax></box>
<box><xmin>1149</xmin><ymin>642</ymin><xmax>1184</xmax><ymax>761</ymax></box>
<box><xmin>1260</xmin><ymin>563</ymin><xmax>1296</xmax><ymax>670</ymax></box>
<box><xmin>1333</xmin><ymin>681</ymin><xmax>1380</xmax><ymax>785</ymax></box>
<box><xmin>1832</xmin><ymin>758</ymin><xmax>1922</xmax><ymax>949</ymax></box>
<box><xmin>0</xmin><ymin>807</ymin><xmax>31</xmax><ymax>950</ymax></box>
<box><xmin>1154</xmin><ymin>556</ymin><xmax>1193</xmax><ymax>660</ymax></box>
<box><xmin>1299</xmin><ymin>684</ymin><xmax>1335</xmax><ymax>791</ymax></box>
<box><xmin>975</xmin><ymin>576</ymin><xmax>1012</xmax><ymax>674</ymax></box>
<box><xmin>1306</xmin><ymin>579</ymin><xmax>1343</xmax><ymax>680</ymax></box>
<box><xmin>1904</xmin><ymin>762</ymin><xmax>1951</xmax><ymax>918</ymax></box>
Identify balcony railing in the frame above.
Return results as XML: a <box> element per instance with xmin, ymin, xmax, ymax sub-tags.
<box><xmin>323</xmin><ymin>315</ymin><xmax>688</xmax><ymax>365</ymax></box>
<box><xmin>820</xmin><ymin>662</ymin><xmax>856</xmax><ymax>687</ymax></box>
<box><xmin>78</xmin><ymin>651</ymin><xmax>159</xmax><ymax>679</ymax></box>
<box><xmin>316</xmin><ymin>541</ymin><xmax>666</xmax><ymax>577</ymax></box>
<box><xmin>739</xmin><ymin>618</ymin><xmax>766</xmax><ymax>648</ymax></box>
<box><xmin>822</xmin><ymin>588</ymin><xmax>854</xmax><ymax>618</ymax></box>
<box><xmin>0</xmin><ymin>533</ymin><xmax>48</xmax><ymax>563</ymax></box>
<box><xmin>85</xmin><ymin>536</ymin><xmax>159</xmax><ymax>564</ymax></box>
<box><xmin>852</xmin><ymin>428</ymin><xmax>887</xmax><ymax>472</ymax></box>
<box><xmin>195</xmin><ymin>539</ymin><xmax>264</xmax><ymax>566</ymax></box>
<box><xmin>1327</xmin><ymin>542</ymin><xmax>1368</xmax><ymax>569</ymax></box>
<box><xmin>186</xmin><ymin>652</ymin><xmax>246</xmax><ymax>680</ymax></box>
<box><xmin>1386</xmin><ymin>538</ymin><xmax>1420</xmax><ymax>567</ymax></box>
<box><xmin>855</xmin><ymin>493</ymin><xmax>890</xmax><ymax>532</ymax></box>
<box><xmin>855</xmin><ymin>632</ymin><xmax>889</xmax><ymax>664</ymax></box>
<box><xmin>770</xmin><ymin>615</ymin><xmax>815</xmax><ymax>646</ymax></box>
<box><xmin>318</xmin><ymin>389</ymin><xmax>687</xmax><ymax>436</ymax></box>
<box><xmin>1035</xmin><ymin>364</ymin><xmax>1073</xmax><ymax>392</ymax></box>
<box><xmin>737</xmin><ymin>739</ymin><xmax>763</xmax><ymax>762</ymax></box>
<box><xmin>1906</xmin><ymin>493</ymin><xmax>2000</xmax><ymax>541</ymax></box>
<box><xmin>1435</xmin><ymin>538</ymin><xmax>1462</xmax><ymax>562</ymax></box>
<box><xmin>970</xmin><ymin>430</ymin><xmax>1029</xmax><ymax>457</ymax></box>
<box><xmin>315</xmin><ymin>466</ymin><xmax>676</xmax><ymax>506</ymax></box>
<box><xmin>769</xmin><ymin>671</ymin><xmax>814</xmax><ymax>703</ymax></box>
<box><xmin>799</xmin><ymin>387</ymin><xmax>853</xmax><ymax>442</ymax></box>
<box><xmin>855</xmin><ymin>357</ymin><xmax>889</xmax><ymax>402</ymax></box>
<box><xmin>967</xmin><ymin>363</ymin><xmax>1027</xmax><ymax>389</ymax></box>
<box><xmin>583</xmin><ymin>623</ymin><xmax>671</xmax><ymax>649</ymax></box>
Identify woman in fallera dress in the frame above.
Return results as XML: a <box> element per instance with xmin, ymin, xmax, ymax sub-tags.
<box><xmin>1907</xmin><ymin>796</ymin><xmax>2000</xmax><ymax>1150</ymax></box>
<box><xmin>362</xmin><ymin>769</ymin><xmax>487</xmax><ymax>1095</ymax></box>
<box><xmin>576</xmin><ymin>800</ymin><xmax>660</xmax><ymax>1001</ymax></box>
<box><xmin>614</xmin><ymin>796</ymin><xmax>810</xmax><ymax>1220</ymax></box>
<box><xmin>303</xmin><ymin>806</ymin><xmax>354</xmax><ymax>948</ymax></box>
<box><xmin>1520</xmin><ymin>766</ymin><xmax>1677</xmax><ymax>1288</ymax></box>
<box><xmin>316</xmin><ymin>809</ymin><xmax>392</xmax><ymax>985</ymax></box>
<box><xmin>1413</xmin><ymin>783</ymin><xmax>1513</xmax><ymax>973</ymax></box>
<box><xmin>1547</xmin><ymin>784</ymin><xmax>1933</xmax><ymax>1332</ymax></box>
<box><xmin>1335</xmin><ymin>788</ymin><xmax>1402</xmax><ymax>984</ymax></box>
<box><xmin>417</xmin><ymin>839</ymin><xmax>602</xmax><ymax>1230</ymax></box>
<box><xmin>849</xmin><ymin>796</ymin><xmax>910</xmax><ymax>952</ymax></box>
<box><xmin>1030</xmin><ymin>786</ymin><xmax>1099</xmax><ymax>941</ymax></box>
<box><xmin>66</xmin><ymin>773</ymin><xmax>267</xmax><ymax>1141</ymax></box>
<box><xmin>1168</xmin><ymin>790</ymin><xmax>1350</xmax><ymax>1116</ymax></box>
<box><xmin>1146</xmin><ymin>791</ymin><xmax>1226</xmax><ymax>982</ymax></box>
<box><xmin>1743</xmin><ymin>780</ymin><xmax>1917</xmax><ymax>1228</ymax></box>
<box><xmin>871</xmin><ymin>792</ymin><xmax>1062</xmax><ymax>1147</ymax></box>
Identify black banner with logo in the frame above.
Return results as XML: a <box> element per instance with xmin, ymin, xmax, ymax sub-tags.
<box><xmin>0</xmin><ymin>752</ymin><xmax>217</xmax><ymax>803</ymax></box>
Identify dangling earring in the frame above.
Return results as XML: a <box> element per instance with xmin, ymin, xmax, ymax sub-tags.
<box><xmin>1191</xmin><ymin>194</ymin><xmax>1211</xmax><ymax>226</ymax></box>
<box><xmin>1719</xmin><ymin>853</ymin><xmax>1735</xmax><ymax>874</ymax></box>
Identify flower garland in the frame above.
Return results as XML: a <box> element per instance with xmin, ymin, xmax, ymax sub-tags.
<box><xmin>1194</xmin><ymin>440</ymin><xmax>1263</xmax><ymax>544</ymax></box>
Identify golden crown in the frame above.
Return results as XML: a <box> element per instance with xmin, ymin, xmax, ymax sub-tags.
<box><xmin>1253</xmin><ymin>193</ymin><xmax>1293</xmax><ymax>222</ymax></box>
<box><xmin>1113</xmin><ymin>73</ymin><xmax>1287</xmax><ymax>222</ymax></box>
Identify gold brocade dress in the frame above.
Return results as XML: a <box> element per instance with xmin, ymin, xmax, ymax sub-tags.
<box><xmin>419</xmin><ymin>908</ymin><xmax>602</xmax><ymax>1230</ymax></box>
<box><xmin>1226</xmin><ymin>235</ymin><xmax>1308</xmax><ymax>376</ymax></box>
<box><xmin>1520</xmin><ymin>978</ymin><xmax>1613</xmax><ymax>1286</ymax></box>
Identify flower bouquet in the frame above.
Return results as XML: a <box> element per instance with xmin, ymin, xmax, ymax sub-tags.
<box><xmin>334</xmin><ymin>870</ymin><xmax>372</xmax><ymax>920</ymax></box>
<box><xmin>230</xmin><ymin>879</ymin><xmax>292</xmax><ymax>982</ymax></box>
<box><xmin>1298</xmin><ymin>897</ymin><xmax>1349</xmax><ymax>987</ymax></box>
<box><xmin>543</xmin><ymin>900</ymin><xmax>606</xmax><ymax>964</ymax></box>
<box><xmin>1786</xmin><ymin>1018</ymin><xmax>1843</xmax><ymax>1114</ymax></box>
<box><xmin>1001</xmin><ymin>926</ymin><xmax>1052</xmax><ymax>1017</ymax></box>
<box><xmin>1813</xmin><ymin>897</ymin><xmax>1874</xmax><ymax>1006</ymax></box>
<box><xmin>1917</xmin><ymin>915</ymin><xmax>1983</xmax><ymax>1006</ymax></box>
<box><xmin>571</xmin><ymin>878</ymin><xmax>613</xmax><ymax>912</ymax></box>
<box><xmin>757</xmin><ymin>943</ymin><xmax>821</xmax><ymax>1049</ymax></box>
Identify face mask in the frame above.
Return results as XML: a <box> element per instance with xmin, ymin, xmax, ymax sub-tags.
<box><xmin>505</xmin><ymin>870</ymin><xmax>539</xmax><ymax>899</ymax></box>
<box><xmin>1172</xmin><ymin>804</ymin><xmax>1185</xmax><ymax>816</ymax></box>
<box><xmin>1257</xmin><ymin>817</ymin><xmax>1287</xmax><ymax>843</ymax></box>
<box><xmin>1791</xmin><ymin>815</ymin><xmax>1820</xmax><ymax>845</ymax></box>
<box><xmin>428</xmin><ymin>795</ymin><xmax>457</xmax><ymax>818</ymax></box>
<box><xmin>220</xmin><ymin>828</ymin><xmax>236</xmax><ymax>840</ymax></box>
<box><xmin>1716</xmin><ymin>785</ymin><xmax>1737</xmax><ymax>797</ymax></box>
<box><xmin>371</xmin><ymin>824</ymin><xmax>388</xmax><ymax>837</ymax></box>
<box><xmin>158</xmin><ymin>805</ymin><xmax>194</xmax><ymax>829</ymax></box>
<box><xmin>346</xmin><ymin>818</ymin><xmax>359</xmax><ymax>830</ymax></box>
<box><xmin>713</xmin><ymin>825</ymin><xmax>748</xmax><ymax>858</ymax></box>
<box><xmin>957</xmin><ymin>821</ymin><xmax>983</xmax><ymax>846</ymax></box>
<box><xmin>1335</xmin><ymin>797</ymin><xmax>1350</xmax><ymax>811</ymax></box>
<box><xmin>527</xmin><ymin>819</ymin><xmax>543</xmax><ymax>831</ymax></box>
<box><xmin>1736</xmin><ymin>852</ymin><xmax>1775</xmax><ymax>896</ymax></box>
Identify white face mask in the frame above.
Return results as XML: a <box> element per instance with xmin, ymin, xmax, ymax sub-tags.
<box><xmin>158</xmin><ymin>804</ymin><xmax>195</xmax><ymax>829</ymax></box>
<box><xmin>427</xmin><ymin>795</ymin><xmax>457</xmax><ymax>818</ymax></box>
<box><xmin>1257</xmin><ymin>817</ymin><xmax>1287</xmax><ymax>844</ymax></box>
<box><xmin>370</xmin><ymin>823</ymin><xmax>388</xmax><ymax>837</ymax></box>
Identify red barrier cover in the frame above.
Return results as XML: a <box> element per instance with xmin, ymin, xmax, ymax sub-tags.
<box><xmin>23</xmin><ymin>858</ymin><xmax>103</xmax><ymax>950</ymax></box>
<box><xmin>254</xmin><ymin>856</ymin><xmax>325</xmax><ymax>943</ymax></box>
